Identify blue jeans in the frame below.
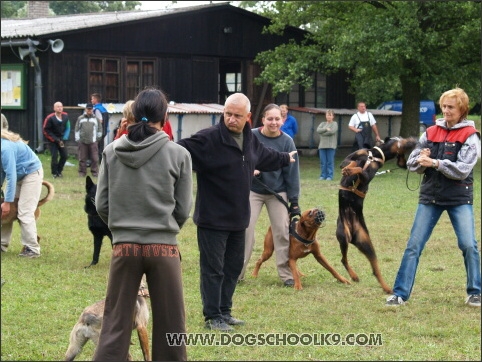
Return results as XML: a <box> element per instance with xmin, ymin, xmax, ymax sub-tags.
<box><xmin>319</xmin><ymin>148</ymin><xmax>336</xmax><ymax>179</ymax></box>
<box><xmin>393</xmin><ymin>203</ymin><xmax>481</xmax><ymax>300</ymax></box>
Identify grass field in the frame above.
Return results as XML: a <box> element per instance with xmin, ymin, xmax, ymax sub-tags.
<box><xmin>1</xmin><ymin>137</ymin><xmax>481</xmax><ymax>361</ymax></box>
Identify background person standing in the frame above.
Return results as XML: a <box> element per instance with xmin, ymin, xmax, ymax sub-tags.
<box><xmin>316</xmin><ymin>110</ymin><xmax>338</xmax><ymax>181</ymax></box>
<box><xmin>348</xmin><ymin>101</ymin><xmax>381</xmax><ymax>151</ymax></box>
<box><xmin>75</xmin><ymin>103</ymin><xmax>102</xmax><ymax>177</ymax></box>
<box><xmin>42</xmin><ymin>101</ymin><xmax>70</xmax><ymax>178</ymax></box>
<box><xmin>91</xmin><ymin>93</ymin><xmax>110</xmax><ymax>161</ymax></box>
<box><xmin>280</xmin><ymin>104</ymin><xmax>298</xmax><ymax>139</ymax></box>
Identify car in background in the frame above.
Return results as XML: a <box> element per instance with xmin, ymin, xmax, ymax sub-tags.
<box><xmin>377</xmin><ymin>100</ymin><xmax>436</xmax><ymax>133</ymax></box>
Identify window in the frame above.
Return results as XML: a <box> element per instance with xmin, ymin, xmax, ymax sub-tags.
<box><xmin>89</xmin><ymin>58</ymin><xmax>120</xmax><ymax>102</ymax></box>
<box><xmin>89</xmin><ymin>57</ymin><xmax>155</xmax><ymax>102</ymax></box>
<box><xmin>126</xmin><ymin>60</ymin><xmax>155</xmax><ymax>100</ymax></box>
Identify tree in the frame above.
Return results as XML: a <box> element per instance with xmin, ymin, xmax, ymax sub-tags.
<box><xmin>1</xmin><ymin>1</ymin><xmax>26</xmax><ymax>18</ymax></box>
<box><xmin>241</xmin><ymin>1</ymin><xmax>481</xmax><ymax>137</ymax></box>
<box><xmin>49</xmin><ymin>1</ymin><xmax>141</xmax><ymax>15</ymax></box>
<box><xmin>0</xmin><ymin>1</ymin><xmax>141</xmax><ymax>17</ymax></box>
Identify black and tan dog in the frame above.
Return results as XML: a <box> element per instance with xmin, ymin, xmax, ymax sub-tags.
<box><xmin>252</xmin><ymin>208</ymin><xmax>351</xmax><ymax>290</ymax></box>
<box><xmin>64</xmin><ymin>294</ymin><xmax>150</xmax><ymax>361</ymax></box>
<box><xmin>84</xmin><ymin>176</ymin><xmax>112</xmax><ymax>268</ymax></box>
<box><xmin>336</xmin><ymin>137</ymin><xmax>417</xmax><ymax>294</ymax></box>
<box><xmin>1</xmin><ymin>180</ymin><xmax>55</xmax><ymax>225</ymax></box>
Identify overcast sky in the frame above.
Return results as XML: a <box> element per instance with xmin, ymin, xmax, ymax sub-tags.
<box><xmin>140</xmin><ymin>1</ymin><xmax>232</xmax><ymax>10</ymax></box>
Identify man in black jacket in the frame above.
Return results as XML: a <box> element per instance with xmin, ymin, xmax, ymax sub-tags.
<box><xmin>178</xmin><ymin>93</ymin><xmax>297</xmax><ymax>331</ymax></box>
<box><xmin>42</xmin><ymin>101</ymin><xmax>70</xmax><ymax>178</ymax></box>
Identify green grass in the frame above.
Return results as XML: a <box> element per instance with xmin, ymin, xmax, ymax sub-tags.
<box><xmin>1</xmin><ymin>149</ymin><xmax>481</xmax><ymax>361</ymax></box>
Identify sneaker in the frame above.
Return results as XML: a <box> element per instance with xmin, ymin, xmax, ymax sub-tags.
<box><xmin>319</xmin><ymin>177</ymin><xmax>325</xmax><ymax>180</ymax></box>
<box><xmin>326</xmin><ymin>177</ymin><xmax>333</xmax><ymax>181</ymax></box>
<box><xmin>222</xmin><ymin>314</ymin><xmax>245</xmax><ymax>326</ymax></box>
<box><xmin>18</xmin><ymin>247</ymin><xmax>40</xmax><ymax>258</ymax></box>
<box><xmin>385</xmin><ymin>295</ymin><xmax>405</xmax><ymax>306</ymax></box>
<box><xmin>284</xmin><ymin>279</ymin><xmax>295</xmax><ymax>287</ymax></box>
<box><xmin>205</xmin><ymin>318</ymin><xmax>234</xmax><ymax>331</ymax></box>
<box><xmin>57</xmin><ymin>173</ymin><xmax>63</xmax><ymax>178</ymax></box>
<box><xmin>465</xmin><ymin>294</ymin><xmax>481</xmax><ymax>307</ymax></box>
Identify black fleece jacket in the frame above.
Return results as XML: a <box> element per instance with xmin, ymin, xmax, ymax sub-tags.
<box><xmin>178</xmin><ymin>120</ymin><xmax>291</xmax><ymax>231</ymax></box>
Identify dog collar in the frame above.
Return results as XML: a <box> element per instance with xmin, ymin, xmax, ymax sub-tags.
<box><xmin>289</xmin><ymin>218</ymin><xmax>316</xmax><ymax>245</ymax></box>
<box><xmin>372</xmin><ymin>147</ymin><xmax>386</xmax><ymax>163</ymax></box>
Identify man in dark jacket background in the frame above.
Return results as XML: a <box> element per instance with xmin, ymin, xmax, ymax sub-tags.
<box><xmin>42</xmin><ymin>101</ymin><xmax>70</xmax><ymax>178</ymax></box>
<box><xmin>178</xmin><ymin>93</ymin><xmax>297</xmax><ymax>332</ymax></box>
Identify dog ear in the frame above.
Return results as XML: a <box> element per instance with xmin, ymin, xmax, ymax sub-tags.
<box><xmin>86</xmin><ymin>176</ymin><xmax>94</xmax><ymax>192</ymax></box>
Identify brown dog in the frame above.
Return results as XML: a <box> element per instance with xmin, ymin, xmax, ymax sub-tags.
<box><xmin>1</xmin><ymin>180</ymin><xmax>55</xmax><ymax>225</ymax></box>
<box><xmin>252</xmin><ymin>208</ymin><xmax>351</xmax><ymax>290</ymax></box>
<box><xmin>336</xmin><ymin>137</ymin><xmax>417</xmax><ymax>294</ymax></box>
<box><xmin>64</xmin><ymin>294</ymin><xmax>150</xmax><ymax>361</ymax></box>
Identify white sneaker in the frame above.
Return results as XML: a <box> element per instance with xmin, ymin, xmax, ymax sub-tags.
<box><xmin>385</xmin><ymin>295</ymin><xmax>405</xmax><ymax>306</ymax></box>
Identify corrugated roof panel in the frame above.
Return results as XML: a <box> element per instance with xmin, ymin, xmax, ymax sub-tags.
<box><xmin>1</xmin><ymin>3</ymin><xmax>226</xmax><ymax>39</ymax></box>
<box><xmin>289</xmin><ymin>106</ymin><xmax>401</xmax><ymax>116</ymax></box>
<box><xmin>78</xmin><ymin>103</ymin><xmax>224</xmax><ymax>114</ymax></box>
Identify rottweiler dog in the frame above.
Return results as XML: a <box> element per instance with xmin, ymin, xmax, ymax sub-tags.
<box><xmin>336</xmin><ymin>137</ymin><xmax>417</xmax><ymax>294</ymax></box>
<box><xmin>253</xmin><ymin>207</ymin><xmax>351</xmax><ymax>290</ymax></box>
<box><xmin>84</xmin><ymin>176</ymin><xmax>112</xmax><ymax>268</ymax></box>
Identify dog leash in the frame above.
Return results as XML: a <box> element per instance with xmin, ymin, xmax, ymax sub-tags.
<box><xmin>252</xmin><ymin>176</ymin><xmax>290</xmax><ymax>213</ymax></box>
<box><xmin>253</xmin><ymin>176</ymin><xmax>315</xmax><ymax>243</ymax></box>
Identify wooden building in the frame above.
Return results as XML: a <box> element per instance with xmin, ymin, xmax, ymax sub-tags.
<box><xmin>1</xmin><ymin>2</ymin><xmax>354</xmax><ymax>151</ymax></box>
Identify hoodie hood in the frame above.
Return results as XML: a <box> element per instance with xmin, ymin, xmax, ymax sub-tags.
<box><xmin>113</xmin><ymin>131</ymin><xmax>169</xmax><ymax>169</ymax></box>
<box><xmin>435</xmin><ymin>118</ymin><xmax>475</xmax><ymax>130</ymax></box>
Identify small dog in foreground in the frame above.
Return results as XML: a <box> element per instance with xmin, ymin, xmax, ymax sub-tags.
<box><xmin>64</xmin><ymin>292</ymin><xmax>150</xmax><ymax>361</ymax></box>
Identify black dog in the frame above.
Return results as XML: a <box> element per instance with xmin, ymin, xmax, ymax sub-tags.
<box><xmin>336</xmin><ymin>137</ymin><xmax>417</xmax><ymax>294</ymax></box>
<box><xmin>84</xmin><ymin>176</ymin><xmax>112</xmax><ymax>268</ymax></box>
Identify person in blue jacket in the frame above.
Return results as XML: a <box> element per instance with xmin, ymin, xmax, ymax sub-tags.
<box><xmin>1</xmin><ymin>122</ymin><xmax>44</xmax><ymax>258</ymax></box>
<box><xmin>280</xmin><ymin>104</ymin><xmax>298</xmax><ymax>139</ymax></box>
<box><xmin>178</xmin><ymin>93</ymin><xmax>297</xmax><ymax>332</ymax></box>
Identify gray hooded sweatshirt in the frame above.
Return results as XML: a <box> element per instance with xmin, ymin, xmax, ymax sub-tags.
<box><xmin>95</xmin><ymin>131</ymin><xmax>193</xmax><ymax>245</ymax></box>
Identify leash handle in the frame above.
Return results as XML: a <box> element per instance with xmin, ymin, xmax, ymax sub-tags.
<box><xmin>405</xmin><ymin>169</ymin><xmax>422</xmax><ymax>191</ymax></box>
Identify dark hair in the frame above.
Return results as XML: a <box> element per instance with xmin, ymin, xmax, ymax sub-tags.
<box><xmin>128</xmin><ymin>88</ymin><xmax>168</xmax><ymax>142</ymax></box>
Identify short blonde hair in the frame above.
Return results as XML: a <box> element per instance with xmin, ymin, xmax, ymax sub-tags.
<box><xmin>439</xmin><ymin>88</ymin><xmax>469</xmax><ymax>120</ymax></box>
<box><xmin>122</xmin><ymin>100</ymin><xmax>135</xmax><ymax>123</ymax></box>
<box><xmin>326</xmin><ymin>109</ymin><xmax>335</xmax><ymax>116</ymax></box>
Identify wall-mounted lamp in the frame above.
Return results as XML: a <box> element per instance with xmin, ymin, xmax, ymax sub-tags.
<box><xmin>223</xmin><ymin>27</ymin><xmax>233</xmax><ymax>34</ymax></box>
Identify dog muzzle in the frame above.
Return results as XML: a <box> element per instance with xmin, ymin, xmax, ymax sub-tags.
<box><xmin>314</xmin><ymin>208</ymin><xmax>326</xmax><ymax>226</ymax></box>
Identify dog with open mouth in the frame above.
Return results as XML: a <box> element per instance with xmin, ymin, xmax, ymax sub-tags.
<box><xmin>253</xmin><ymin>207</ymin><xmax>351</xmax><ymax>290</ymax></box>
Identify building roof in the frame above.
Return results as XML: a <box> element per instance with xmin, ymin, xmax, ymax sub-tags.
<box><xmin>77</xmin><ymin>103</ymin><xmax>225</xmax><ymax>115</ymax></box>
<box><xmin>290</xmin><ymin>106</ymin><xmax>402</xmax><ymax>117</ymax></box>
<box><xmin>1</xmin><ymin>3</ymin><xmax>229</xmax><ymax>39</ymax></box>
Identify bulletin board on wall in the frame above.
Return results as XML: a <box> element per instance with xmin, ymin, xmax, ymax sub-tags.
<box><xmin>1</xmin><ymin>64</ymin><xmax>26</xmax><ymax>110</ymax></box>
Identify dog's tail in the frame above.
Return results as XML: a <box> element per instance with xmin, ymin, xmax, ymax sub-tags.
<box><xmin>38</xmin><ymin>180</ymin><xmax>55</xmax><ymax>207</ymax></box>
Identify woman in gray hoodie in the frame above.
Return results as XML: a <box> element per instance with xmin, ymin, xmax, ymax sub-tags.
<box><xmin>93</xmin><ymin>88</ymin><xmax>193</xmax><ymax>361</ymax></box>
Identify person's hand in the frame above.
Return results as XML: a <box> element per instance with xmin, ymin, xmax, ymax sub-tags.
<box><xmin>1</xmin><ymin>202</ymin><xmax>11</xmax><ymax>219</ymax></box>
<box><xmin>419</xmin><ymin>148</ymin><xmax>430</xmax><ymax>157</ymax></box>
<box><xmin>289</xmin><ymin>151</ymin><xmax>297</xmax><ymax>163</ymax></box>
<box><xmin>58</xmin><ymin>140</ymin><xmax>64</xmax><ymax>148</ymax></box>
<box><xmin>253</xmin><ymin>169</ymin><xmax>261</xmax><ymax>176</ymax></box>
<box><xmin>289</xmin><ymin>202</ymin><xmax>301</xmax><ymax>218</ymax></box>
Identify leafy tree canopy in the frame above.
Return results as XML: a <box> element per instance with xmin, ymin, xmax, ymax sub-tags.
<box><xmin>1</xmin><ymin>1</ymin><xmax>141</xmax><ymax>18</ymax></box>
<box><xmin>240</xmin><ymin>1</ymin><xmax>481</xmax><ymax>137</ymax></box>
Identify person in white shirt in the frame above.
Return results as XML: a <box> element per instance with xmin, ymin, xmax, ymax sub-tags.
<box><xmin>348</xmin><ymin>101</ymin><xmax>381</xmax><ymax>150</ymax></box>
